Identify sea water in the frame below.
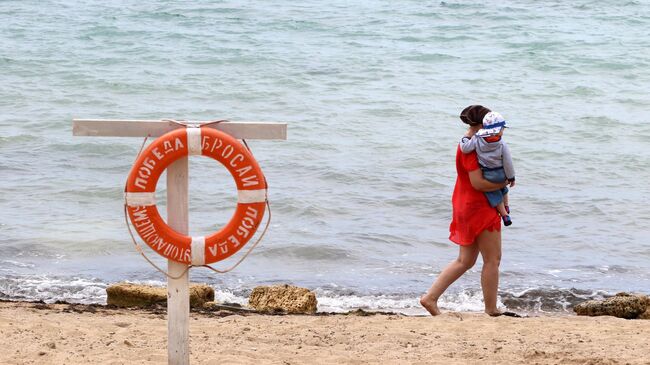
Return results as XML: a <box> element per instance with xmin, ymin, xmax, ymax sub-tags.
<box><xmin>1</xmin><ymin>0</ymin><xmax>649</xmax><ymax>314</ymax></box>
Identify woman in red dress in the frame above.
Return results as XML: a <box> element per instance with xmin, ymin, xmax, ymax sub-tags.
<box><xmin>420</xmin><ymin>105</ymin><xmax>510</xmax><ymax>316</ymax></box>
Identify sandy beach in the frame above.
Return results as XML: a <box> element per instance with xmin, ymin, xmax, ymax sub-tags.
<box><xmin>1</xmin><ymin>301</ymin><xmax>648</xmax><ymax>365</ymax></box>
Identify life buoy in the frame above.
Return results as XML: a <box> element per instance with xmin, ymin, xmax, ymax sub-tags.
<box><xmin>124</xmin><ymin>127</ymin><xmax>267</xmax><ymax>265</ymax></box>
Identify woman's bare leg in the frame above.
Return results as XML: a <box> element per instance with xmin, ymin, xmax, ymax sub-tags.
<box><xmin>476</xmin><ymin>229</ymin><xmax>502</xmax><ymax>315</ymax></box>
<box><xmin>420</xmin><ymin>244</ymin><xmax>479</xmax><ymax>315</ymax></box>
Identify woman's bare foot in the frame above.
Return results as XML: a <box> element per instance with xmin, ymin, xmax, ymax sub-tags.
<box><xmin>420</xmin><ymin>295</ymin><xmax>441</xmax><ymax>316</ymax></box>
<box><xmin>486</xmin><ymin>310</ymin><xmax>522</xmax><ymax>318</ymax></box>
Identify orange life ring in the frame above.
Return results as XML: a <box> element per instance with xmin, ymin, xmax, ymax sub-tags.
<box><xmin>124</xmin><ymin>127</ymin><xmax>267</xmax><ymax>265</ymax></box>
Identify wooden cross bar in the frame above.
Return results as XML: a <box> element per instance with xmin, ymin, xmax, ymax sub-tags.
<box><xmin>73</xmin><ymin>119</ymin><xmax>287</xmax><ymax>365</ymax></box>
<box><xmin>73</xmin><ymin>119</ymin><xmax>287</xmax><ymax>139</ymax></box>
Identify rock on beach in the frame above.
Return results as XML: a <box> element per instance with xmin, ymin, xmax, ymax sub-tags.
<box><xmin>248</xmin><ymin>284</ymin><xmax>317</xmax><ymax>314</ymax></box>
<box><xmin>106</xmin><ymin>283</ymin><xmax>214</xmax><ymax>308</ymax></box>
<box><xmin>574</xmin><ymin>292</ymin><xmax>649</xmax><ymax>319</ymax></box>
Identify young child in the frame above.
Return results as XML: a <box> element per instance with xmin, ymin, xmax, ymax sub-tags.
<box><xmin>460</xmin><ymin>111</ymin><xmax>515</xmax><ymax>226</ymax></box>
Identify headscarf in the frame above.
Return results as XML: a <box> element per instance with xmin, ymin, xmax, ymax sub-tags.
<box><xmin>459</xmin><ymin>105</ymin><xmax>491</xmax><ymax>126</ymax></box>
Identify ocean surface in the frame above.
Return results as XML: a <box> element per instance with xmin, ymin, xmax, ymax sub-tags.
<box><xmin>1</xmin><ymin>0</ymin><xmax>649</xmax><ymax>314</ymax></box>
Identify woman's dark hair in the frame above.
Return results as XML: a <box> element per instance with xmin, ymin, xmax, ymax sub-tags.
<box><xmin>459</xmin><ymin>105</ymin><xmax>491</xmax><ymax>126</ymax></box>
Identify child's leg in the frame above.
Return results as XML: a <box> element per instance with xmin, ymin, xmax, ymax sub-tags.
<box><xmin>496</xmin><ymin>202</ymin><xmax>508</xmax><ymax>217</ymax></box>
<box><xmin>496</xmin><ymin>196</ymin><xmax>512</xmax><ymax>226</ymax></box>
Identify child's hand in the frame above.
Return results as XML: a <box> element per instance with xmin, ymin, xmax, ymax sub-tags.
<box><xmin>509</xmin><ymin>180</ymin><xmax>516</xmax><ymax>188</ymax></box>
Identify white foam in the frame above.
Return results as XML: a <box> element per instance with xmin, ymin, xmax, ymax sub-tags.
<box><xmin>0</xmin><ymin>275</ymin><xmax>107</xmax><ymax>304</ymax></box>
<box><xmin>0</xmin><ymin>260</ymin><xmax>35</xmax><ymax>269</ymax></box>
<box><xmin>314</xmin><ymin>289</ymin><xmax>506</xmax><ymax>315</ymax></box>
<box><xmin>214</xmin><ymin>289</ymin><xmax>247</xmax><ymax>305</ymax></box>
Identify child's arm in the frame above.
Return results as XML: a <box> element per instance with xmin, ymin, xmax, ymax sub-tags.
<box><xmin>459</xmin><ymin>135</ymin><xmax>478</xmax><ymax>154</ymax></box>
<box><xmin>502</xmin><ymin>142</ymin><xmax>516</xmax><ymax>184</ymax></box>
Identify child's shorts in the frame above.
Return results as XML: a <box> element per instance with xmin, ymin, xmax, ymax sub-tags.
<box><xmin>482</xmin><ymin>166</ymin><xmax>509</xmax><ymax>208</ymax></box>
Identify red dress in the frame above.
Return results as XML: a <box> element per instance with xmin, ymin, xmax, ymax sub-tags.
<box><xmin>449</xmin><ymin>145</ymin><xmax>501</xmax><ymax>245</ymax></box>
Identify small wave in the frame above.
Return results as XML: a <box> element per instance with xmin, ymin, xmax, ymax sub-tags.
<box><xmin>314</xmin><ymin>286</ymin><xmax>616</xmax><ymax>314</ymax></box>
<box><xmin>401</xmin><ymin>53</ymin><xmax>461</xmax><ymax>62</ymax></box>
<box><xmin>438</xmin><ymin>2</ymin><xmax>475</xmax><ymax>9</ymax></box>
<box><xmin>500</xmin><ymin>287</ymin><xmax>610</xmax><ymax>312</ymax></box>
<box><xmin>138</xmin><ymin>11</ymin><xmax>188</xmax><ymax>21</ymax></box>
<box><xmin>578</xmin><ymin>115</ymin><xmax>627</xmax><ymax>127</ymax></box>
<box><xmin>568</xmin><ymin>85</ymin><xmax>603</xmax><ymax>96</ymax></box>
<box><xmin>314</xmin><ymin>288</ymin><xmax>503</xmax><ymax>315</ymax></box>
<box><xmin>54</xmin><ymin>186</ymin><xmax>123</xmax><ymax>201</ymax></box>
<box><xmin>0</xmin><ymin>276</ymin><xmax>251</xmax><ymax>307</ymax></box>
<box><xmin>50</xmin><ymin>141</ymin><xmax>136</xmax><ymax>157</ymax></box>
<box><xmin>0</xmin><ymin>275</ymin><xmax>107</xmax><ymax>304</ymax></box>
<box><xmin>0</xmin><ymin>260</ymin><xmax>35</xmax><ymax>269</ymax></box>
<box><xmin>269</xmin><ymin>199</ymin><xmax>343</xmax><ymax>218</ymax></box>
<box><xmin>0</xmin><ymin>134</ymin><xmax>40</xmax><ymax>147</ymax></box>
<box><xmin>410</xmin><ymin>12</ymin><xmax>444</xmax><ymax>20</ymax></box>
<box><xmin>0</xmin><ymin>273</ymin><xmax>624</xmax><ymax>315</ymax></box>
<box><xmin>214</xmin><ymin>289</ymin><xmax>248</xmax><ymax>306</ymax></box>
<box><xmin>258</xmin><ymin>245</ymin><xmax>356</xmax><ymax>262</ymax></box>
<box><xmin>397</xmin><ymin>36</ymin><xmax>427</xmax><ymax>43</ymax></box>
<box><xmin>316</xmin><ymin>292</ymin><xmax>421</xmax><ymax>314</ymax></box>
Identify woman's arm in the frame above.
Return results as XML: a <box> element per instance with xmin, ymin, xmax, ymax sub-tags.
<box><xmin>468</xmin><ymin>169</ymin><xmax>509</xmax><ymax>192</ymax></box>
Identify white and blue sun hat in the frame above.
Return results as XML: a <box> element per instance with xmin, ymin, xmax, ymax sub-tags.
<box><xmin>477</xmin><ymin>111</ymin><xmax>508</xmax><ymax>137</ymax></box>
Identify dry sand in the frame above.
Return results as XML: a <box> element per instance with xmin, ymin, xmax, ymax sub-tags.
<box><xmin>1</xmin><ymin>301</ymin><xmax>649</xmax><ymax>365</ymax></box>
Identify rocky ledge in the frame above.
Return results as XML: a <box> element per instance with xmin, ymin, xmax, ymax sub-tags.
<box><xmin>574</xmin><ymin>292</ymin><xmax>650</xmax><ymax>319</ymax></box>
<box><xmin>106</xmin><ymin>283</ymin><xmax>214</xmax><ymax>308</ymax></box>
<box><xmin>248</xmin><ymin>284</ymin><xmax>317</xmax><ymax>314</ymax></box>
<box><xmin>105</xmin><ymin>283</ymin><xmax>317</xmax><ymax>314</ymax></box>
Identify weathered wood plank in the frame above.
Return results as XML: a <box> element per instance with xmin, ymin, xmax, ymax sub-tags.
<box><xmin>167</xmin><ymin>158</ymin><xmax>190</xmax><ymax>365</ymax></box>
<box><xmin>72</xmin><ymin>119</ymin><xmax>287</xmax><ymax>140</ymax></box>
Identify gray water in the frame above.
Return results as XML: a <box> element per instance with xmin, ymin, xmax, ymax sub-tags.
<box><xmin>1</xmin><ymin>0</ymin><xmax>650</xmax><ymax>314</ymax></box>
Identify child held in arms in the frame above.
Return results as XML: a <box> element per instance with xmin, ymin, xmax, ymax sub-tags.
<box><xmin>460</xmin><ymin>111</ymin><xmax>515</xmax><ymax>226</ymax></box>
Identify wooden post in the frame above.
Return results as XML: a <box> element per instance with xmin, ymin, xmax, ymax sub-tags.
<box><xmin>73</xmin><ymin>119</ymin><xmax>286</xmax><ymax>365</ymax></box>
<box><xmin>167</xmin><ymin>158</ymin><xmax>190</xmax><ymax>365</ymax></box>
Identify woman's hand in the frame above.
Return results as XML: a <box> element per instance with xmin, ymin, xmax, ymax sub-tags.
<box><xmin>464</xmin><ymin>124</ymin><xmax>481</xmax><ymax>138</ymax></box>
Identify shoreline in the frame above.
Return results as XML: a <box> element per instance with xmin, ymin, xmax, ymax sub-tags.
<box><xmin>0</xmin><ymin>297</ymin><xmax>577</xmax><ymax>318</ymax></box>
<box><xmin>2</xmin><ymin>300</ymin><xmax>649</xmax><ymax>364</ymax></box>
